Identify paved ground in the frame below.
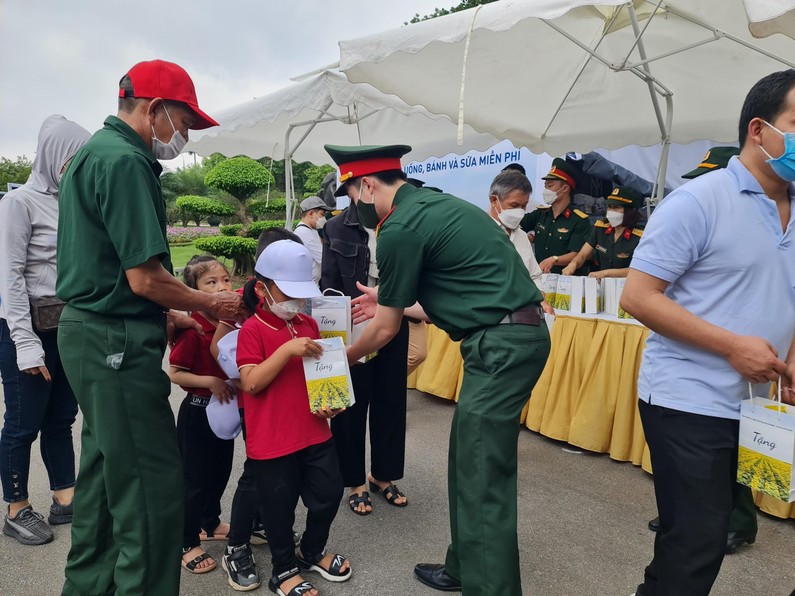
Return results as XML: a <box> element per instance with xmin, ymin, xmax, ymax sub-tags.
<box><xmin>1</xmin><ymin>382</ymin><xmax>793</xmax><ymax>595</ymax></box>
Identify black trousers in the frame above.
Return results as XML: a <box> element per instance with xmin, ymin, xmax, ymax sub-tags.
<box><xmin>637</xmin><ymin>399</ymin><xmax>741</xmax><ymax>596</ymax></box>
<box><xmin>177</xmin><ymin>395</ymin><xmax>235</xmax><ymax>549</ymax></box>
<box><xmin>250</xmin><ymin>439</ymin><xmax>343</xmax><ymax>576</ymax></box>
<box><xmin>331</xmin><ymin>319</ymin><xmax>409</xmax><ymax>487</ymax></box>
<box><xmin>228</xmin><ymin>408</ymin><xmax>265</xmax><ymax>547</ymax></box>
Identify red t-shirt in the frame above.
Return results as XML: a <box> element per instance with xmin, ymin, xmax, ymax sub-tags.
<box><xmin>169</xmin><ymin>312</ymin><xmax>228</xmax><ymax>397</ymax></box>
<box><xmin>236</xmin><ymin>307</ymin><xmax>331</xmax><ymax>460</ymax></box>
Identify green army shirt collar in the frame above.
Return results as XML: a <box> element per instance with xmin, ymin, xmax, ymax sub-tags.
<box><xmin>391</xmin><ymin>182</ymin><xmax>416</xmax><ymax>208</ymax></box>
<box><xmin>103</xmin><ymin>115</ymin><xmax>163</xmax><ymax>175</ymax></box>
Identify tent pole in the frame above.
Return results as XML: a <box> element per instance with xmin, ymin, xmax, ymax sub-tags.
<box><xmin>283</xmin><ymin>98</ymin><xmax>335</xmax><ymax>228</ymax></box>
<box><xmin>540</xmin><ymin>11</ymin><xmax>619</xmax><ymax>139</ymax></box>
<box><xmin>284</xmin><ymin>125</ymin><xmax>295</xmax><ymax>228</ymax></box>
<box><xmin>627</xmin><ymin>3</ymin><xmax>672</xmax><ymax>215</ymax></box>
<box><xmin>627</xmin><ymin>4</ymin><xmax>667</xmax><ymax>138</ymax></box>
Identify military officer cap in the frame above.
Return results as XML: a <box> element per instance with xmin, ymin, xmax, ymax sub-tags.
<box><xmin>541</xmin><ymin>157</ymin><xmax>577</xmax><ymax>189</ymax></box>
<box><xmin>606</xmin><ymin>186</ymin><xmax>645</xmax><ymax>209</ymax></box>
<box><xmin>325</xmin><ymin>144</ymin><xmax>412</xmax><ymax>196</ymax></box>
<box><xmin>681</xmin><ymin>146</ymin><xmax>740</xmax><ymax>179</ymax></box>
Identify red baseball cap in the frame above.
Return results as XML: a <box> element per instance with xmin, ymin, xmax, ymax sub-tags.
<box><xmin>119</xmin><ymin>60</ymin><xmax>219</xmax><ymax>130</ymax></box>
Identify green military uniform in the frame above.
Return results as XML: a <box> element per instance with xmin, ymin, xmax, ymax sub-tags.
<box><xmin>57</xmin><ymin>116</ymin><xmax>182</xmax><ymax>596</ymax></box>
<box><xmin>520</xmin><ymin>205</ymin><xmax>592</xmax><ymax>273</ymax></box>
<box><xmin>326</xmin><ymin>144</ymin><xmax>552</xmax><ymax>596</ymax></box>
<box><xmin>520</xmin><ymin>158</ymin><xmax>591</xmax><ymax>274</ymax></box>
<box><xmin>682</xmin><ymin>146</ymin><xmax>758</xmax><ymax>549</ymax></box>
<box><xmin>589</xmin><ymin>222</ymin><xmax>643</xmax><ymax>271</ymax></box>
<box><xmin>588</xmin><ymin>186</ymin><xmax>645</xmax><ymax>273</ymax></box>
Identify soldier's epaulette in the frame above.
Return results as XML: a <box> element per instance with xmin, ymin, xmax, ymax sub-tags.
<box><xmin>573</xmin><ymin>209</ymin><xmax>588</xmax><ymax>219</ymax></box>
<box><xmin>632</xmin><ymin>228</ymin><xmax>644</xmax><ymax>237</ymax></box>
<box><xmin>594</xmin><ymin>220</ymin><xmax>609</xmax><ymax>228</ymax></box>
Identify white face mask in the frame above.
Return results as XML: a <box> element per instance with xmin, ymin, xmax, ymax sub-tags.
<box><xmin>494</xmin><ymin>200</ymin><xmax>525</xmax><ymax>230</ymax></box>
<box><xmin>264</xmin><ymin>285</ymin><xmax>304</xmax><ymax>321</ymax></box>
<box><xmin>315</xmin><ymin>214</ymin><xmax>327</xmax><ymax>230</ymax></box>
<box><xmin>542</xmin><ymin>188</ymin><xmax>560</xmax><ymax>204</ymax></box>
<box><xmin>605</xmin><ymin>209</ymin><xmax>624</xmax><ymax>227</ymax></box>
<box><xmin>151</xmin><ymin>106</ymin><xmax>187</xmax><ymax>160</ymax></box>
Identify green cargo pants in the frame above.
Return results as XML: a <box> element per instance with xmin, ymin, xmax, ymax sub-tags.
<box><xmin>58</xmin><ymin>306</ymin><xmax>183</xmax><ymax>596</ymax></box>
<box><xmin>444</xmin><ymin>321</ymin><xmax>551</xmax><ymax>596</ymax></box>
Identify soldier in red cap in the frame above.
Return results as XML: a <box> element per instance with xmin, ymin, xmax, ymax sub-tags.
<box><xmin>56</xmin><ymin>60</ymin><xmax>241</xmax><ymax>595</ymax></box>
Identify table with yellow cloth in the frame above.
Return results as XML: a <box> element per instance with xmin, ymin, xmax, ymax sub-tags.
<box><xmin>407</xmin><ymin>313</ymin><xmax>795</xmax><ymax>521</ymax></box>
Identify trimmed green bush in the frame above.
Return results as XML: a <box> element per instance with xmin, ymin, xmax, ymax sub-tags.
<box><xmin>194</xmin><ymin>235</ymin><xmax>256</xmax><ymax>260</ymax></box>
<box><xmin>248</xmin><ymin>198</ymin><xmax>287</xmax><ymax>217</ymax></box>
<box><xmin>175</xmin><ymin>195</ymin><xmax>236</xmax><ymax>225</ymax></box>
<box><xmin>205</xmin><ymin>157</ymin><xmax>275</xmax><ymax>203</ymax></box>
<box><xmin>245</xmin><ymin>220</ymin><xmax>288</xmax><ymax>238</ymax></box>
<box><xmin>220</xmin><ymin>224</ymin><xmax>244</xmax><ymax>237</ymax></box>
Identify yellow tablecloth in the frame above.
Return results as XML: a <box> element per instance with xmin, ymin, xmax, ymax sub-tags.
<box><xmin>407</xmin><ymin>316</ymin><xmax>795</xmax><ymax>520</ymax></box>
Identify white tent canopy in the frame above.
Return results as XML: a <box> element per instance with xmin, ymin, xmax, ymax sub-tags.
<box><xmin>186</xmin><ymin>70</ymin><xmax>504</xmax><ymax>221</ymax></box>
<box><xmin>340</xmin><ymin>0</ymin><xmax>795</xmax><ymax>202</ymax></box>
<box><xmin>187</xmin><ymin>70</ymin><xmax>502</xmax><ymax>165</ymax></box>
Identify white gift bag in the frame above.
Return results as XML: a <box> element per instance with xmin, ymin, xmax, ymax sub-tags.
<box><xmin>584</xmin><ymin>278</ymin><xmax>601</xmax><ymax>314</ymax></box>
<box><xmin>569</xmin><ymin>276</ymin><xmax>584</xmax><ymax>314</ymax></box>
<box><xmin>302</xmin><ymin>336</ymin><xmax>356</xmax><ymax>413</ymax></box>
<box><xmin>541</xmin><ymin>274</ymin><xmax>559</xmax><ymax>309</ymax></box>
<box><xmin>555</xmin><ymin>276</ymin><xmax>572</xmax><ymax>311</ymax></box>
<box><xmin>310</xmin><ymin>290</ymin><xmax>352</xmax><ymax>345</ymax></box>
<box><xmin>737</xmin><ymin>382</ymin><xmax>795</xmax><ymax>502</ymax></box>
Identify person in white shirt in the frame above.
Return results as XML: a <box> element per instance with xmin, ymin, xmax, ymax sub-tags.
<box><xmin>487</xmin><ymin>170</ymin><xmax>553</xmax><ymax>314</ymax></box>
<box><xmin>293</xmin><ymin>196</ymin><xmax>333</xmax><ymax>283</ymax></box>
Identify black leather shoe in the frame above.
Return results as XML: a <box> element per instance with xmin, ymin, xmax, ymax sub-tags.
<box><xmin>414</xmin><ymin>563</ymin><xmax>462</xmax><ymax>592</ymax></box>
<box><xmin>648</xmin><ymin>516</ymin><xmax>659</xmax><ymax>532</ymax></box>
<box><xmin>725</xmin><ymin>530</ymin><xmax>756</xmax><ymax>554</ymax></box>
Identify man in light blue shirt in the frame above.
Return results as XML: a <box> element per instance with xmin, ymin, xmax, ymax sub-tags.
<box><xmin>622</xmin><ymin>69</ymin><xmax>795</xmax><ymax>596</ymax></box>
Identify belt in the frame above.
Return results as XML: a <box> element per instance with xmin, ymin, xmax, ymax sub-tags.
<box><xmin>188</xmin><ymin>394</ymin><xmax>211</xmax><ymax>408</ymax></box>
<box><xmin>497</xmin><ymin>305</ymin><xmax>543</xmax><ymax>327</ymax></box>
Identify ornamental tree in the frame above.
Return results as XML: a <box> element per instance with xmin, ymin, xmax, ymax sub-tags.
<box><xmin>204</xmin><ymin>157</ymin><xmax>275</xmax><ymax>229</ymax></box>
<box><xmin>175</xmin><ymin>195</ymin><xmax>235</xmax><ymax>226</ymax></box>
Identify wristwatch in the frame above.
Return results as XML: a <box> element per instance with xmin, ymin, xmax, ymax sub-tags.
<box><xmin>552</xmin><ymin>255</ymin><xmax>559</xmax><ymax>263</ymax></box>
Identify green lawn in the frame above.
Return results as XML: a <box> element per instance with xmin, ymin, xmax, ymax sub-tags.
<box><xmin>169</xmin><ymin>243</ymin><xmax>233</xmax><ymax>275</ymax></box>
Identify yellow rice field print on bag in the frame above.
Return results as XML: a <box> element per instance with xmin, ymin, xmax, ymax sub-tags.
<box><xmin>319</xmin><ymin>330</ymin><xmax>348</xmax><ymax>342</ymax></box>
<box><xmin>302</xmin><ymin>336</ymin><xmax>356</xmax><ymax>414</ymax></box>
<box><xmin>306</xmin><ymin>376</ymin><xmax>351</xmax><ymax>412</ymax></box>
<box><xmin>737</xmin><ymin>445</ymin><xmax>792</xmax><ymax>501</ymax></box>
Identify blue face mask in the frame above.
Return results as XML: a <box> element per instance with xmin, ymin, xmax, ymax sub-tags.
<box><xmin>760</xmin><ymin>121</ymin><xmax>795</xmax><ymax>182</ymax></box>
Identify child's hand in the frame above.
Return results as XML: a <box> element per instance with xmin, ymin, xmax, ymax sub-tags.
<box><xmin>285</xmin><ymin>337</ymin><xmax>324</xmax><ymax>359</ymax></box>
<box><xmin>314</xmin><ymin>405</ymin><xmax>346</xmax><ymax>419</ymax></box>
<box><xmin>209</xmin><ymin>378</ymin><xmax>234</xmax><ymax>402</ymax></box>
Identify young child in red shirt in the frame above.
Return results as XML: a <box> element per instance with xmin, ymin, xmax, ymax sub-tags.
<box><xmin>168</xmin><ymin>256</ymin><xmax>235</xmax><ymax>575</ymax></box>
<box><xmin>236</xmin><ymin>240</ymin><xmax>351</xmax><ymax>596</ymax></box>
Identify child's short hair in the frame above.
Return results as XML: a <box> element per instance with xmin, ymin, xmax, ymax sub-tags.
<box><xmin>183</xmin><ymin>255</ymin><xmax>226</xmax><ymax>290</ymax></box>
<box><xmin>255</xmin><ymin>227</ymin><xmax>303</xmax><ymax>259</ymax></box>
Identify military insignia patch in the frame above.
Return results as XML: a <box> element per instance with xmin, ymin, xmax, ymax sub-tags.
<box><xmin>595</xmin><ymin>245</ymin><xmax>608</xmax><ymax>254</ymax></box>
<box><xmin>617</xmin><ymin>252</ymin><xmax>630</xmax><ymax>259</ymax></box>
<box><xmin>557</xmin><ymin>227</ymin><xmax>569</xmax><ymax>233</ymax></box>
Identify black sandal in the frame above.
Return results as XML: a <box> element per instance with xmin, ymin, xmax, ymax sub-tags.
<box><xmin>348</xmin><ymin>491</ymin><xmax>372</xmax><ymax>516</ymax></box>
<box><xmin>369</xmin><ymin>481</ymin><xmax>408</xmax><ymax>507</ymax></box>
<box><xmin>296</xmin><ymin>549</ymin><xmax>352</xmax><ymax>582</ymax></box>
<box><xmin>268</xmin><ymin>566</ymin><xmax>316</xmax><ymax>596</ymax></box>
<box><xmin>181</xmin><ymin>547</ymin><xmax>216</xmax><ymax>574</ymax></box>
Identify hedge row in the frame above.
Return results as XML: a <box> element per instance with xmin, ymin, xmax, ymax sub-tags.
<box><xmin>219</xmin><ymin>220</ymin><xmax>288</xmax><ymax>238</ymax></box>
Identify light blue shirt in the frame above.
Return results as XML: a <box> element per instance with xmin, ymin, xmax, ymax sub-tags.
<box><xmin>632</xmin><ymin>157</ymin><xmax>795</xmax><ymax>420</ymax></box>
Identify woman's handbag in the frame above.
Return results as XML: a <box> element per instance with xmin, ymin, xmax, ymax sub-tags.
<box><xmin>29</xmin><ymin>297</ymin><xmax>66</xmax><ymax>333</ymax></box>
